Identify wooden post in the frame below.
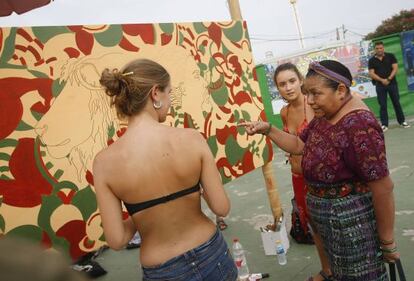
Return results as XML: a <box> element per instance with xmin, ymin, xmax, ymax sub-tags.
<box><xmin>227</xmin><ymin>0</ymin><xmax>283</xmax><ymax>224</ymax></box>
<box><xmin>227</xmin><ymin>0</ymin><xmax>243</xmax><ymax>20</ymax></box>
<box><xmin>261</xmin><ymin>162</ymin><xmax>282</xmax><ymax>224</ymax></box>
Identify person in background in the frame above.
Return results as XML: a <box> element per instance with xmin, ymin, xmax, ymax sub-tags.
<box><xmin>94</xmin><ymin>59</ymin><xmax>236</xmax><ymax>280</ymax></box>
<box><xmin>368</xmin><ymin>41</ymin><xmax>410</xmax><ymax>132</ymax></box>
<box><xmin>273</xmin><ymin>62</ymin><xmax>332</xmax><ymax>281</ymax></box>
<box><xmin>241</xmin><ymin>60</ymin><xmax>399</xmax><ymax>280</ymax></box>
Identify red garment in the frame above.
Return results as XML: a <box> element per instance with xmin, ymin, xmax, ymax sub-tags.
<box><xmin>291</xmin><ymin>173</ymin><xmax>309</xmax><ymax>230</ymax></box>
<box><xmin>281</xmin><ymin>97</ymin><xmax>312</xmax><ymax>242</ymax></box>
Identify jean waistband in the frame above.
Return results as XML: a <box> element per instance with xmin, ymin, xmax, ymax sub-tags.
<box><xmin>142</xmin><ymin>228</ymin><xmax>222</xmax><ymax>270</ymax></box>
<box><xmin>306</xmin><ymin>181</ymin><xmax>370</xmax><ymax>199</ymax></box>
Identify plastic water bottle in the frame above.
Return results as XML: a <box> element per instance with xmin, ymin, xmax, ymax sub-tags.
<box><xmin>232</xmin><ymin>238</ymin><xmax>250</xmax><ymax>280</ymax></box>
<box><xmin>275</xmin><ymin>240</ymin><xmax>287</xmax><ymax>265</ymax></box>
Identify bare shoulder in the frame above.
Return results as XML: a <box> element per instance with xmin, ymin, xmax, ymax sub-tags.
<box><xmin>92</xmin><ymin>147</ymin><xmax>111</xmax><ymax>175</ymax></box>
<box><xmin>280</xmin><ymin>106</ymin><xmax>288</xmax><ymax>124</ymax></box>
<box><xmin>280</xmin><ymin>105</ymin><xmax>288</xmax><ymax>117</ymax></box>
<box><xmin>174</xmin><ymin>127</ymin><xmax>205</xmax><ymax>142</ymax></box>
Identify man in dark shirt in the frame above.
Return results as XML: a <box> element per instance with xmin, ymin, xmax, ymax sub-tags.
<box><xmin>368</xmin><ymin>41</ymin><xmax>410</xmax><ymax>132</ymax></box>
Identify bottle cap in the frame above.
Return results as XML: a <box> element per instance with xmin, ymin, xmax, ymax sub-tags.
<box><xmin>233</xmin><ymin>238</ymin><xmax>239</xmax><ymax>242</ymax></box>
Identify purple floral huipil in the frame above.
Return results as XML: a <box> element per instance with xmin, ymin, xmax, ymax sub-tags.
<box><xmin>299</xmin><ymin>109</ymin><xmax>389</xmax><ymax>184</ymax></box>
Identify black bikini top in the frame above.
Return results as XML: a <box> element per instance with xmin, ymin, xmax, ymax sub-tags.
<box><xmin>123</xmin><ymin>183</ymin><xmax>200</xmax><ymax>216</ymax></box>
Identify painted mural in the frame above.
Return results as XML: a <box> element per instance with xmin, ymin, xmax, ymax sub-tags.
<box><xmin>0</xmin><ymin>21</ymin><xmax>272</xmax><ymax>259</ymax></box>
<box><xmin>263</xmin><ymin>41</ymin><xmax>374</xmax><ymax>114</ymax></box>
<box><xmin>401</xmin><ymin>30</ymin><xmax>414</xmax><ymax>91</ymax></box>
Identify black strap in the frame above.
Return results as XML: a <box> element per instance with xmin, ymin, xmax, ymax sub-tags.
<box><xmin>389</xmin><ymin>259</ymin><xmax>406</xmax><ymax>281</ymax></box>
<box><xmin>124</xmin><ymin>183</ymin><xmax>200</xmax><ymax>215</ymax></box>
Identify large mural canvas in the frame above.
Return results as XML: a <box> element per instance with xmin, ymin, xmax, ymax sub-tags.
<box><xmin>0</xmin><ymin>21</ymin><xmax>272</xmax><ymax>259</ymax></box>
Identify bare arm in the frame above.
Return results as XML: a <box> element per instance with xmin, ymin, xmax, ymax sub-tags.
<box><xmin>197</xmin><ymin>134</ymin><xmax>230</xmax><ymax>217</ymax></box>
<box><xmin>93</xmin><ymin>157</ymin><xmax>136</xmax><ymax>250</ymax></box>
<box><xmin>368</xmin><ymin>176</ymin><xmax>399</xmax><ymax>262</ymax></box>
<box><xmin>239</xmin><ymin>121</ymin><xmax>305</xmax><ymax>155</ymax></box>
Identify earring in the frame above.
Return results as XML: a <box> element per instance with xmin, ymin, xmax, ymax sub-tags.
<box><xmin>153</xmin><ymin>100</ymin><xmax>162</xmax><ymax>109</ymax></box>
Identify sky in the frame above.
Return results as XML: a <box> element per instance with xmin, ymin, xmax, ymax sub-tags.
<box><xmin>0</xmin><ymin>0</ymin><xmax>413</xmax><ymax>63</ymax></box>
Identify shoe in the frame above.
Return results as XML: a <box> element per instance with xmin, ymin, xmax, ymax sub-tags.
<box><xmin>401</xmin><ymin>122</ymin><xmax>410</xmax><ymax>128</ymax></box>
<box><xmin>381</xmin><ymin>125</ymin><xmax>388</xmax><ymax>132</ymax></box>
<box><xmin>216</xmin><ymin>217</ymin><xmax>228</xmax><ymax>231</ymax></box>
<box><xmin>126</xmin><ymin>232</ymin><xmax>141</xmax><ymax>249</ymax></box>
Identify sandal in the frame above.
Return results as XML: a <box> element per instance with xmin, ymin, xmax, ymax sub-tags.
<box><xmin>306</xmin><ymin>271</ymin><xmax>333</xmax><ymax>281</ymax></box>
<box><xmin>216</xmin><ymin>217</ymin><xmax>228</xmax><ymax>231</ymax></box>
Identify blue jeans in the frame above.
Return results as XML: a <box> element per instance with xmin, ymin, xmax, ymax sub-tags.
<box><xmin>142</xmin><ymin>229</ymin><xmax>237</xmax><ymax>281</ymax></box>
<box><xmin>376</xmin><ymin>83</ymin><xmax>405</xmax><ymax>126</ymax></box>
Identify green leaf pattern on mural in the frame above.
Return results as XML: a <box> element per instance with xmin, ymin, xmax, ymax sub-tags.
<box><xmin>7</xmin><ymin>225</ymin><xmax>43</xmax><ymax>242</ymax></box>
<box><xmin>32</xmin><ymin>26</ymin><xmax>71</xmax><ymax>44</ymax></box>
<box><xmin>94</xmin><ymin>25</ymin><xmax>123</xmax><ymax>47</ymax></box>
<box><xmin>225</xmin><ymin>136</ymin><xmax>245</xmax><ymax>166</ymax></box>
<box><xmin>210</xmin><ymin>76</ymin><xmax>228</xmax><ymax>106</ymax></box>
<box><xmin>0</xmin><ymin>153</ymin><xmax>10</xmax><ymax>161</ymax></box>
<box><xmin>193</xmin><ymin>22</ymin><xmax>207</xmax><ymax>34</ymax></box>
<box><xmin>207</xmin><ymin>136</ymin><xmax>218</xmax><ymax>157</ymax></box>
<box><xmin>223</xmin><ymin>21</ymin><xmax>243</xmax><ymax>43</ymax></box>
<box><xmin>0</xmin><ymin>28</ymin><xmax>17</xmax><ymax>65</ymax></box>
<box><xmin>52</xmin><ymin>79</ymin><xmax>66</xmax><ymax>98</ymax></box>
<box><xmin>0</xmin><ymin>213</ymin><xmax>4</xmax><ymax>233</ymax></box>
<box><xmin>72</xmin><ymin>186</ymin><xmax>98</xmax><ymax>221</ymax></box>
<box><xmin>159</xmin><ymin>23</ymin><xmax>174</xmax><ymax>34</ymax></box>
<box><xmin>0</xmin><ymin>139</ymin><xmax>18</xmax><ymax>148</ymax></box>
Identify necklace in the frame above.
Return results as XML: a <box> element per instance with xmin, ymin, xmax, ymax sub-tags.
<box><xmin>326</xmin><ymin>94</ymin><xmax>353</xmax><ymax>120</ymax></box>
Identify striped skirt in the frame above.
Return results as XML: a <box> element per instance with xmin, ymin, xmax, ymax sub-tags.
<box><xmin>306</xmin><ymin>192</ymin><xmax>388</xmax><ymax>281</ymax></box>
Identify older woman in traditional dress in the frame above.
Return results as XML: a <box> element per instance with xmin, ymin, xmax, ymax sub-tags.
<box><xmin>241</xmin><ymin>60</ymin><xmax>399</xmax><ymax>280</ymax></box>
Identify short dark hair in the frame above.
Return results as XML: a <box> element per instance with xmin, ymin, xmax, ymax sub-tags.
<box><xmin>374</xmin><ymin>41</ymin><xmax>384</xmax><ymax>46</ymax></box>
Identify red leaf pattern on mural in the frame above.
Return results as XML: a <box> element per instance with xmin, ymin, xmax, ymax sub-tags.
<box><xmin>0</xmin><ymin>77</ymin><xmax>53</xmax><ymax>140</ymax></box>
<box><xmin>119</xmin><ymin>36</ymin><xmax>140</xmax><ymax>52</ymax></box>
<box><xmin>161</xmin><ymin>33</ymin><xmax>173</xmax><ymax>46</ymax></box>
<box><xmin>64</xmin><ymin>47</ymin><xmax>80</xmax><ymax>58</ymax></box>
<box><xmin>241</xmin><ymin>150</ymin><xmax>255</xmax><ymax>173</ymax></box>
<box><xmin>57</xmin><ymin>189</ymin><xmax>76</xmax><ymax>205</ymax></box>
<box><xmin>56</xmin><ymin>220</ymin><xmax>88</xmax><ymax>260</ymax></box>
<box><xmin>216</xmin><ymin>125</ymin><xmax>238</xmax><ymax>145</ymax></box>
<box><xmin>122</xmin><ymin>24</ymin><xmax>154</xmax><ymax>44</ymax></box>
<box><xmin>208</xmin><ymin>23</ymin><xmax>222</xmax><ymax>48</ymax></box>
<box><xmin>75</xmin><ymin>29</ymin><xmax>94</xmax><ymax>55</ymax></box>
<box><xmin>85</xmin><ymin>170</ymin><xmax>94</xmax><ymax>186</ymax></box>
<box><xmin>233</xmin><ymin>91</ymin><xmax>252</xmax><ymax>106</ymax></box>
<box><xmin>41</xmin><ymin>231</ymin><xmax>53</xmax><ymax>248</ymax></box>
<box><xmin>0</xmin><ymin>138</ymin><xmax>53</xmax><ymax>207</ymax></box>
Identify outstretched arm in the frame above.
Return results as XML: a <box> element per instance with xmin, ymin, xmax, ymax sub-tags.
<box><xmin>239</xmin><ymin>121</ymin><xmax>305</xmax><ymax>155</ymax></box>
